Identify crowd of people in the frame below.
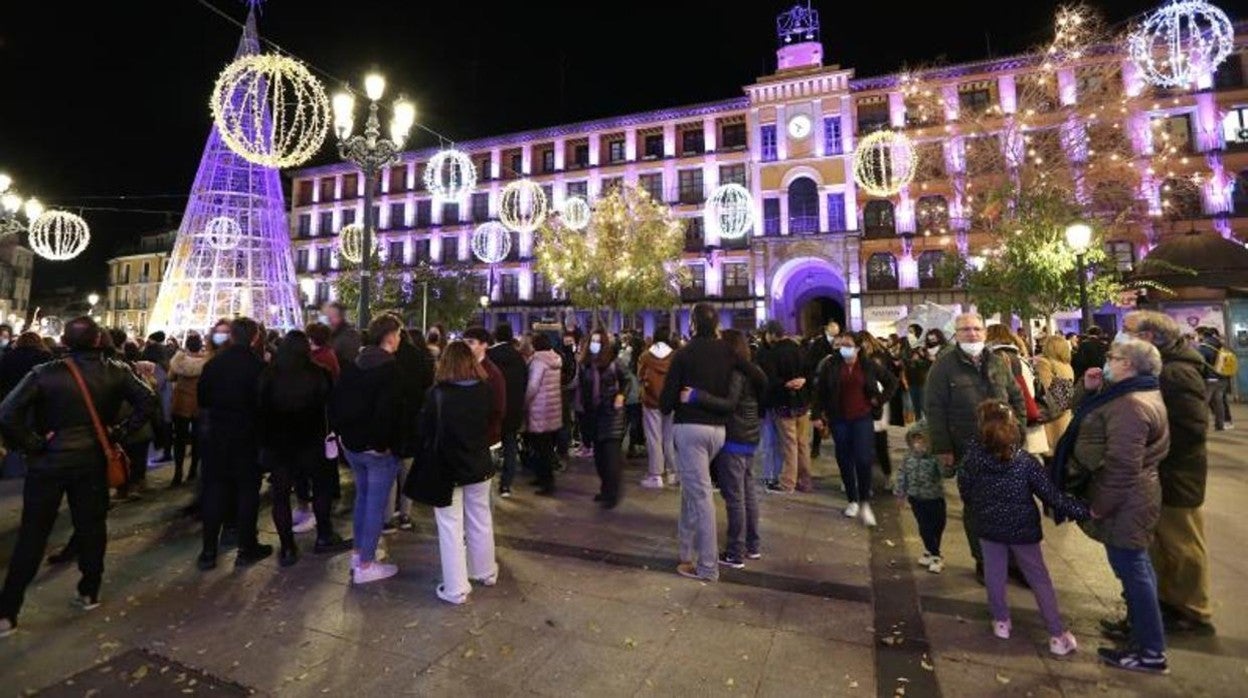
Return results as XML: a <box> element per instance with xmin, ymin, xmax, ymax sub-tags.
<box><xmin>0</xmin><ymin>303</ymin><xmax>1229</xmax><ymax>676</ymax></box>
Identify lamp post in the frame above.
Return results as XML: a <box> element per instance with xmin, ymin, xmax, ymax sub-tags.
<box><xmin>478</xmin><ymin>294</ymin><xmax>490</xmax><ymax>327</ymax></box>
<box><xmin>1064</xmin><ymin>222</ymin><xmax>1093</xmax><ymax>332</ymax></box>
<box><xmin>332</xmin><ymin>74</ymin><xmax>416</xmax><ymax>327</ymax></box>
<box><xmin>87</xmin><ymin>292</ymin><xmax>100</xmax><ymax>323</ymax></box>
<box><xmin>0</xmin><ymin>173</ymin><xmax>44</xmax><ymax>238</ymax></box>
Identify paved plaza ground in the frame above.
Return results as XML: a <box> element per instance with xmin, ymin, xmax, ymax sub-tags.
<box><xmin>0</xmin><ymin>407</ymin><xmax>1245</xmax><ymax>697</ymax></box>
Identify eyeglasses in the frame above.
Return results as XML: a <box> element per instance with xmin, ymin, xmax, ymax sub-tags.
<box><xmin>955</xmin><ymin>326</ymin><xmax>984</xmax><ymax>333</ymax></box>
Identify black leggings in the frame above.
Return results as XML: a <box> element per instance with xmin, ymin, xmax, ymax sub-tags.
<box><xmin>594</xmin><ymin>439</ymin><xmax>623</xmax><ymax>503</ymax></box>
<box><xmin>527</xmin><ymin>432</ymin><xmax>557</xmax><ymax>489</ymax></box>
<box><xmin>172</xmin><ymin>417</ymin><xmax>199</xmax><ymax>483</ymax></box>
<box><xmin>265</xmin><ymin>446</ymin><xmax>336</xmax><ymax>548</ymax></box>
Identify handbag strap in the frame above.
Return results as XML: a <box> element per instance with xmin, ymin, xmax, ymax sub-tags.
<box><xmin>64</xmin><ymin>358</ymin><xmax>115</xmax><ymax>455</ymax></box>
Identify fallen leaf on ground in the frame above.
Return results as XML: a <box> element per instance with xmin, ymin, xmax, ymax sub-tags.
<box><xmin>884</xmin><ymin>539</ymin><xmax>896</xmax><ymax>547</ymax></box>
<box><xmin>725</xmin><ymin>678</ymin><xmax>735</xmax><ymax>688</ymax></box>
<box><xmin>130</xmin><ymin>665</ymin><xmax>149</xmax><ymax>682</ymax></box>
<box><xmin>920</xmin><ymin>656</ymin><xmax>934</xmax><ymax>671</ymax></box>
<box><xmin>462</xmin><ymin>648</ymin><xmax>476</xmax><ymax>659</ymax></box>
<box><xmin>848</xmin><ymin>680</ymin><xmax>859</xmax><ymax>689</ymax></box>
<box><xmin>624</xmin><ymin>638</ymin><xmax>637</xmax><ymax>649</ymax></box>
<box><xmin>995</xmin><ymin>673</ymin><xmax>1010</xmax><ymax>685</ymax></box>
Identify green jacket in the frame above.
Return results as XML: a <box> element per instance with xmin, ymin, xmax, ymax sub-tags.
<box><xmin>896</xmin><ymin>421</ymin><xmax>945</xmax><ymax>500</ymax></box>
<box><xmin>1155</xmin><ymin>340</ymin><xmax>1209</xmax><ymax>507</ymax></box>
<box><xmin>923</xmin><ymin>346</ymin><xmax>1025</xmax><ymax>458</ymax></box>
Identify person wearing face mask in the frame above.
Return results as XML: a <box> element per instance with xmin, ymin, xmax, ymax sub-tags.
<box><xmin>0</xmin><ymin>324</ymin><xmax>13</xmax><ymax>360</ymax></box>
<box><xmin>810</xmin><ymin>332</ymin><xmax>898</xmax><ymax>527</ymax></box>
<box><xmin>903</xmin><ymin>328</ymin><xmax>944</xmax><ymax>421</ymax></box>
<box><xmin>924</xmin><ymin>312</ymin><xmax>1025</xmax><ymax>582</ymax></box>
<box><xmin>579</xmin><ymin>329</ymin><xmax>627</xmax><ymax>507</ymax></box>
<box><xmin>208</xmin><ymin>319</ymin><xmax>232</xmax><ymax>355</ymax></box>
<box><xmin>805</xmin><ymin>319</ymin><xmax>840</xmax><ymax>460</ymax></box>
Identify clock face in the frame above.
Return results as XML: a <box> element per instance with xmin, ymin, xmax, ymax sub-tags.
<box><xmin>788</xmin><ymin>114</ymin><xmax>812</xmax><ymax>139</ymax></box>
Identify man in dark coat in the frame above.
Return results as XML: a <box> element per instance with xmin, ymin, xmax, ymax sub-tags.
<box><xmin>756</xmin><ymin>321</ymin><xmax>811</xmax><ymax>493</ymax></box>
<box><xmin>322</xmin><ymin>302</ymin><xmax>362</xmax><ymax>370</ymax></box>
<box><xmin>1114</xmin><ymin>311</ymin><xmax>1215</xmax><ymax>636</ymax></box>
<box><xmin>0</xmin><ymin>317</ymin><xmax>155</xmax><ymax>635</ymax></box>
<box><xmin>196</xmin><ymin>318</ymin><xmax>270</xmax><ymax>571</ymax></box>
<box><xmin>1072</xmin><ymin>326</ymin><xmax>1109</xmax><ymax>379</ymax></box>
<box><xmin>484</xmin><ymin>323</ymin><xmax>528</xmax><ymax>497</ymax></box>
<box><xmin>462</xmin><ymin>327</ymin><xmax>506</xmax><ymax>449</ymax></box>
<box><xmin>805</xmin><ymin>319</ymin><xmax>839</xmax><ymax>459</ymax></box>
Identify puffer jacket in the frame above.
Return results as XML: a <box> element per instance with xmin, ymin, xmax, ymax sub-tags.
<box><xmin>1073</xmin><ymin>388</ymin><xmax>1170</xmax><ymax>550</ymax></box>
<box><xmin>896</xmin><ymin>421</ymin><xmax>945</xmax><ymax>501</ymax></box>
<box><xmin>0</xmin><ymin>351</ymin><xmax>156</xmax><ymax>472</ymax></box>
<box><xmin>169</xmin><ymin>350</ymin><xmax>208</xmax><ymax>419</ymax></box>
<box><xmin>688</xmin><ymin>364</ymin><xmax>768</xmax><ymax>446</ymax></box>
<box><xmin>958</xmin><ymin>439</ymin><xmax>1091</xmax><ymax>545</ymax></box>
<box><xmin>1155</xmin><ymin>340</ymin><xmax>1210</xmax><ymax>507</ymax></box>
<box><xmin>581</xmin><ymin>359</ymin><xmax>626</xmax><ymax>441</ymax></box>
<box><xmin>524</xmin><ymin>349</ymin><xmax>563</xmax><ymax>434</ymax></box>
<box><xmin>923</xmin><ymin>346</ymin><xmax>1025</xmax><ymax>459</ymax></box>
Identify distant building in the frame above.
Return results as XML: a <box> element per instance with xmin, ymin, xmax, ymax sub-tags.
<box><xmin>0</xmin><ymin>238</ymin><xmax>33</xmax><ymax>331</ymax></box>
<box><xmin>105</xmin><ymin>230</ymin><xmax>175</xmax><ymax>334</ymax></box>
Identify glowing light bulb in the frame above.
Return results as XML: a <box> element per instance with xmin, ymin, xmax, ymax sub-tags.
<box><xmin>365</xmin><ymin>73</ymin><xmax>386</xmax><ymax>101</ymax></box>
<box><xmin>24</xmin><ymin>197</ymin><xmax>43</xmax><ymax>221</ymax></box>
<box><xmin>1</xmin><ymin>194</ymin><xmax>19</xmax><ymax>214</ymax></box>
<box><xmin>0</xmin><ymin>174</ymin><xmax>10</xmax><ymax>194</ymax></box>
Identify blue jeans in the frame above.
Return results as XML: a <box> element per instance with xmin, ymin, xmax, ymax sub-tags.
<box><xmin>909</xmin><ymin>383</ymin><xmax>924</xmax><ymax>421</ymax></box>
<box><xmin>831</xmin><ymin>417</ymin><xmax>875</xmax><ymax>503</ymax></box>
<box><xmin>1106</xmin><ymin>545</ymin><xmax>1166</xmax><ymax>655</ymax></box>
<box><xmin>345</xmin><ymin>449</ymin><xmax>400</xmax><ymax>564</ymax></box>
<box><xmin>759</xmin><ymin>415</ymin><xmax>783</xmax><ymax>483</ymax></box>
<box><xmin>498</xmin><ymin>430</ymin><xmax>520</xmax><ymax>489</ymax></box>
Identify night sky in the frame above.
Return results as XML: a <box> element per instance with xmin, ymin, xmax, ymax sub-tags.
<box><xmin>0</xmin><ymin>0</ymin><xmax>1165</xmax><ymax>298</ymax></box>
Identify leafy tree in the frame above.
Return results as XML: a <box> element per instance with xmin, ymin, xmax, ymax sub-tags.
<box><xmin>333</xmin><ymin>259</ymin><xmax>482</xmax><ymax>331</ymax></box>
<box><xmin>536</xmin><ymin>184</ymin><xmax>687</xmax><ymax>330</ymax></box>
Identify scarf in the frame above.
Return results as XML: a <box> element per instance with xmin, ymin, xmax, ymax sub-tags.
<box><xmin>1049</xmin><ymin>374</ymin><xmax>1159</xmax><ymax>520</ymax></box>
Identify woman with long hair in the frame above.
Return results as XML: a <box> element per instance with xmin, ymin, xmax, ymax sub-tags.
<box><xmin>169</xmin><ymin>333</ymin><xmax>208</xmax><ymax>486</ymax></box>
<box><xmin>411</xmin><ymin>341</ymin><xmax>498</xmax><ymax>605</ymax></box>
<box><xmin>579</xmin><ymin>328</ymin><xmax>627</xmax><ymax>507</ymax></box>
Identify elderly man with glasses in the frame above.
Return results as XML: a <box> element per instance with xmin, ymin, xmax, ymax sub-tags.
<box><xmin>924</xmin><ymin>312</ymin><xmax>1025</xmax><ymax>582</ymax></box>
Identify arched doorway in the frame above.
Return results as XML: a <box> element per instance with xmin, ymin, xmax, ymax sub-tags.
<box><xmin>787</xmin><ymin>177</ymin><xmax>820</xmax><ymax>234</ymax></box>
<box><xmin>770</xmin><ymin>256</ymin><xmax>847</xmax><ymax>337</ymax></box>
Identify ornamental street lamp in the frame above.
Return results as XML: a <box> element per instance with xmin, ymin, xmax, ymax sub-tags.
<box><xmin>332</xmin><ymin>74</ymin><xmax>416</xmax><ymax>327</ymax></box>
<box><xmin>0</xmin><ymin>173</ymin><xmax>44</xmax><ymax>238</ymax></box>
<box><xmin>1064</xmin><ymin>222</ymin><xmax>1093</xmax><ymax>332</ymax></box>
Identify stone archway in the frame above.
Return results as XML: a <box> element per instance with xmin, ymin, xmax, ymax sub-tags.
<box><xmin>769</xmin><ymin>256</ymin><xmax>847</xmax><ymax>337</ymax></box>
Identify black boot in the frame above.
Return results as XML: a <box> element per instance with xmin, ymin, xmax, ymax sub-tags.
<box><xmin>47</xmin><ymin>543</ymin><xmax>78</xmax><ymax>566</ymax></box>
<box><xmin>197</xmin><ymin>549</ymin><xmax>218</xmax><ymax>571</ymax></box>
<box><xmin>314</xmin><ymin>535</ymin><xmax>353</xmax><ymax>555</ymax></box>
<box><xmin>235</xmin><ymin>544</ymin><xmax>273</xmax><ymax>567</ymax></box>
<box><xmin>279</xmin><ymin>545</ymin><xmax>299</xmax><ymax>568</ymax></box>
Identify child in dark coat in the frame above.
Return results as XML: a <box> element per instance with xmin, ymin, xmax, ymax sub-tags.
<box><xmin>957</xmin><ymin>400</ymin><xmax>1091</xmax><ymax>657</ymax></box>
<box><xmin>894</xmin><ymin>421</ymin><xmax>946</xmax><ymax>573</ymax></box>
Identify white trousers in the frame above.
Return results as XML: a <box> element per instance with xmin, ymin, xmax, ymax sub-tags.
<box><xmin>434</xmin><ymin>479</ymin><xmax>498</xmax><ymax>598</ymax></box>
<box><xmin>642</xmin><ymin>406</ymin><xmax>676</xmax><ymax>478</ymax></box>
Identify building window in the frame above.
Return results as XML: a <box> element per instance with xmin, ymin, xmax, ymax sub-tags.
<box><xmin>719</xmin><ymin>164</ymin><xmax>746</xmax><ymax>187</ymax></box>
<box><xmin>644</xmin><ymin>134</ymin><xmax>664</xmax><ymax>159</ymax></box>
<box><xmin>476</xmin><ymin>156</ymin><xmax>491</xmax><ymax>180</ymax></box>
<box><xmin>471</xmin><ymin>193</ymin><xmax>490</xmax><ymax>222</ymax></box>
<box><xmin>681</xmin><ymin>129</ymin><xmax>703</xmax><ymax>156</ymax></box>
<box><xmin>297</xmin><ymin>213</ymin><xmax>312</xmax><ymax>238</ymax></box>
<box><xmin>683</xmin><ymin>264</ymin><xmax>706</xmax><ymax>299</ymax></box>
<box><xmin>916</xmin><ymin>195</ymin><xmax>949</xmax><ymax>234</ymax></box>
<box><xmin>723</xmin><ymin>263</ymin><xmax>749</xmax><ymax>296</ymax></box>
<box><xmin>608</xmin><ymin>139</ymin><xmax>626</xmax><ymax>163</ymax></box>
<box><xmin>342</xmin><ymin>173</ymin><xmax>359</xmax><ymax>198</ymax></box>
<box><xmin>823</xmin><ymin>117</ymin><xmax>843</xmax><ymax>155</ymax></box>
<box><xmin>318</xmin><ymin>211</ymin><xmax>333</xmax><ymax>236</ymax></box>
<box><xmin>296</xmin><ymin>249</ymin><xmax>309</xmax><ymax>272</ymax></box>
<box><xmin>1151</xmin><ymin>113</ymin><xmax>1194</xmax><ymax>154</ymax></box>
<box><xmin>1233</xmin><ymin>170</ymin><xmax>1248</xmax><ymax>214</ymax></box>
<box><xmin>917</xmin><ymin>250</ymin><xmax>948</xmax><ymax>288</ymax></box>
<box><xmin>1222</xmin><ymin>106</ymin><xmax>1248</xmax><ymax>148</ymax></box>
<box><xmin>509</xmin><ymin>153</ymin><xmax>523</xmax><ymax>176</ymax></box>
<box><xmin>316</xmin><ymin>247</ymin><xmax>331</xmax><ymax>271</ymax></box>
<box><xmin>319</xmin><ymin>178</ymin><xmax>336</xmax><ymax>202</ymax></box>
<box><xmin>414</xmin><ymin>239</ymin><xmax>430</xmax><ymax>263</ymax></box>
<box><xmin>573</xmin><ymin>144</ymin><xmax>589</xmax><ymax>168</ymax></box>
<box><xmin>763</xmin><ymin>198</ymin><xmax>781</xmax><ymax>236</ymax></box>
<box><xmin>342</xmin><ymin>208</ymin><xmax>357</xmax><ymax>226</ymax></box>
<box><xmin>500</xmin><ymin>274</ymin><xmax>519</xmax><ymax>301</ymax></box>
<box><xmin>639</xmin><ymin>173</ymin><xmax>663</xmax><ymax>202</ymax></box>
<box><xmin>542</xmin><ymin>149</ymin><xmax>556</xmax><ymax>172</ymax></box>
<box><xmin>721</xmin><ymin>123</ymin><xmax>747</xmax><ymax>149</ymax></box>
<box><xmin>414</xmin><ymin>200</ymin><xmax>432</xmax><ymax>228</ymax></box>
<box><xmin>389</xmin><ymin>202</ymin><xmax>406</xmax><ymax>229</ymax></box>
<box><xmin>389</xmin><ymin>165</ymin><xmax>407</xmax><ymax>192</ymax></box>
<box><xmin>684</xmin><ymin>217</ymin><xmax>705</xmax><ymax>252</ymax></box>
<box><xmin>826</xmin><ymin>194</ymin><xmax>846</xmax><ymax>231</ymax></box>
<box><xmin>761</xmin><ymin>125</ymin><xmax>778</xmax><ymax>162</ymax></box>
<box><xmin>1103</xmin><ymin>240</ymin><xmax>1136</xmax><ymax>272</ymax></box>
<box><xmin>1214</xmin><ymin>55</ymin><xmax>1245</xmax><ymax>89</ymax></box>
<box><xmin>856</xmin><ymin>102</ymin><xmax>890</xmax><ymax>134</ymax></box>
<box><xmin>677</xmin><ymin>169</ymin><xmax>704</xmax><ymax>204</ymax></box>
<box><xmin>600</xmin><ymin>177</ymin><xmax>623</xmax><ymax>197</ymax></box>
<box><xmin>387</xmin><ymin>241</ymin><xmax>405</xmax><ymax>265</ymax></box>
<box><xmin>787</xmin><ymin>177</ymin><xmax>819</xmax><ymax>233</ymax></box>
<box><xmin>316</xmin><ymin>282</ymin><xmax>330</xmax><ymax>305</ymax></box>
<box><xmin>959</xmin><ymin>88</ymin><xmax>993</xmax><ymax>113</ymax></box>
<box><xmin>442</xmin><ymin>236</ymin><xmax>459</xmax><ymax>263</ymax></box>
<box><xmin>863</xmin><ymin>200</ymin><xmax>896</xmax><ymax>238</ymax></box>
<box><xmin>442</xmin><ymin>201</ymin><xmax>460</xmax><ymax>224</ymax></box>
<box><xmin>542</xmin><ymin>184</ymin><xmax>554</xmax><ymax>208</ymax></box>
<box><xmin>533</xmin><ymin>273</ymin><xmax>551</xmax><ymax>300</ymax></box>
<box><xmin>1160</xmin><ymin>177</ymin><xmax>1202</xmax><ymax>218</ymax></box>
<box><xmin>296</xmin><ymin>181</ymin><xmax>314</xmax><ymax>206</ymax></box>
<box><xmin>867</xmin><ymin>253</ymin><xmax>899</xmax><ymax>290</ymax></box>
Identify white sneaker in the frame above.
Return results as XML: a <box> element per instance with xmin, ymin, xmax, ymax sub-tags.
<box><xmin>918</xmin><ymin>552</ymin><xmax>937</xmax><ymax>566</ymax></box>
<box><xmin>639</xmin><ymin>475</ymin><xmax>665</xmax><ymax>490</ymax></box>
<box><xmin>436</xmin><ymin>584</ymin><xmax>470</xmax><ymax>605</ymax></box>
<box><xmin>0</xmin><ymin>618</ymin><xmax>13</xmax><ymax>638</ymax></box>
<box><xmin>72</xmin><ymin>595</ymin><xmax>101</xmax><ymax>611</ymax></box>
<box><xmin>1049</xmin><ymin>631</ymin><xmax>1078</xmax><ymax>657</ymax></box>
<box><xmin>859</xmin><ymin>503</ymin><xmax>877</xmax><ymax>528</ymax></box>
<box><xmin>927</xmin><ymin>557</ymin><xmax>945</xmax><ymax>574</ymax></box>
<box><xmin>993</xmin><ymin>619</ymin><xmax>1012</xmax><ymax>639</ymax></box>
<box><xmin>470</xmin><ymin>570</ymin><xmax>499</xmax><ymax>587</ymax></box>
<box><xmin>843</xmin><ymin>502</ymin><xmax>860</xmax><ymax>518</ymax></box>
<box><xmin>352</xmin><ymin>562</ymin><xmax>399</xmax><ymax>585</ymax></box>
<box><xmin>292</xmin><ymin>511</ymin><xmax>317</xmax><ymax>534</ymax></box>
<box><xmin>349</xmin><ymin>548</ymin><xmax>388</xmax><ymax>568</ymax></box>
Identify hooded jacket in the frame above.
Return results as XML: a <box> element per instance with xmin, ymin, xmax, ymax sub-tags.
<box><xmin>638</xmin><ymin>342</ymin><xmax>674</xmax><ymax>409</ymax></box>
<box><xmin>896</xmin><ymin>421</ymin><xmax>945</xmax><ymax>501</ymax></box>
<box><xmin>524</xmin><ymin>349</ymin><xmax>563</xmax><ymax>434</ymax></box>
<box><xmin>330</xmin><ymin>346</ymin><xmax>402</xmax><ymax>453</ymax></box>
<box><xmin>257</xmin><ymin>357</ymin><xmax>331</xmax><ymax>452</ymax></box>
<box><xmin>169</xmin><ymin>350</ymin><xmax>208</xmax><ymax>419</ymax></box>
<box><xmin>1154</xmin><ymin>339</ymin><xmax>1209</xmax><ymax>507</ymax></box>
<box><xmin>958</xmin><ymin>439</ymin><xmax>1091</xmax><ymax>545</ymax></box>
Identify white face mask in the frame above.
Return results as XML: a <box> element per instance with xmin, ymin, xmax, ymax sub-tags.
<box><xmin>212</xmin><ymin>332</ymin><xmax>229</xmax><ymax>347</ymax></box>
<box><xmin>839</xmin><ymin>346</ymin><xmax>858</xmax><ymax>360</ymax></box>
<box><xmin>959</xmin><ymin>341</ymin><xmax>985</xmax><ymax>357</ymax></box>
<box><xmin>1113</xmin><ymin>331</ymin><xmax>1131</xmax><ymax>345</ymax></box>
<box><xmin>589</xmin><ymin>341</ymin><xmax>602</xmax><ymax>355</ymax></box>
<box><xmin>927</xmin><ymin>347</ymin><xmax>939</xmax><ymax>358</ymax></box>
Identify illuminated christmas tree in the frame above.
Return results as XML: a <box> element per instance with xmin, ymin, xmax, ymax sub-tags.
<box><xmin>147</xmin><ymin>7</ymin><xmax>303</xmax><ymax>336</ymax></box>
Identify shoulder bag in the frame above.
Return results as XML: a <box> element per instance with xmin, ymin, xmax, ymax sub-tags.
<box><xmin>65</xmin><ymin>359</ymin><xmax>131</xmax><ymax>488</ymax></box>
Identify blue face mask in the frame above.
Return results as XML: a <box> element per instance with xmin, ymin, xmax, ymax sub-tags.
<box><xmin>839</xmin><ymin>346</ymin><xmax>858</xmax><ymax>360</ymax></box>
<box><xmin>589</xmin><ymin>341</ymin><xmax>602</xmax><ymax>355</ymax></box>
<box><xmin>213</xmin><ymin>332</ymin><xmax>229</xmax><ymax>347</ymax></box>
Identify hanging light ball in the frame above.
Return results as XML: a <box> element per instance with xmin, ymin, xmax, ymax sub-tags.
<box><xmin>210</xmin><ymin>54</ymin><xmax>330</xmax><ymax>169</ymax></box>
<box><xmin>1128</xmin><ymin>0</ymin><xmax>1234</xmax><ymax>88</ymax></box>
<box><xmin>201</xmin><ymin>216</ymin><xmax>242</xmax><ymax>251</ymax></box>
<box><xmin>852</xmin><ymin>130</ymin><xmax>918</xmax><ymax>198</ymax></box>
<box><xmin>29</xmin><ymin>211</ymin><xmax>90</xmax><ymax>261</ymax></box>
<box><xmin>472</xmin><ymin>221</ymin><xmax>512</xmax><ymax>264</ymax></box>
<box><xmin>499</xmin><ymin>179</ymin><xmax>548</xmax><ymax>233</ymax></box>
<box><xmin>560</xmin><ymin>195</ymin><xmax>591</xmax><ymax>231</ymax></box>
<box><xmin>704</xmin><ymin>184</ymin><xmax>754</xmax><ymax>240</ymax></box>
<box><xmin>423</xmin><ymin>149</ymin><xmax>478</xmax><ymax>200</ymax></box>
<box><xmin>336</xmin><ymin>224</ymin><xmax>378</xmax><ymax>265</ymax></box>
